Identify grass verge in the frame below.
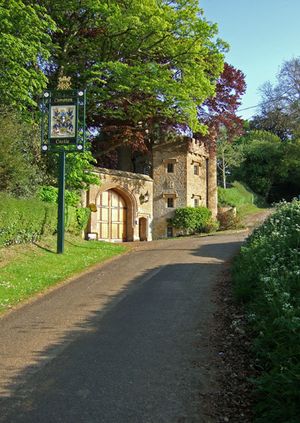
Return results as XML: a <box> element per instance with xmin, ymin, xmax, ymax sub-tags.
<box><xmin>0</xmin><ymin>235</ymin><xmax>127</xmax><ymax>314</ymax></box>
<box><xmin>218</xmin><ymin>181</ymin><xmax>267</xmax><ymax>214</ymax></box>
<box><xmin>218</xmin><ymin>182</ymin><xmax>270</xmax><ymax>229</ymax></box>
<box><xmin>236</xmin><ymin>203</ymin><xmax>264</xmax><ymax>219</ymax></box>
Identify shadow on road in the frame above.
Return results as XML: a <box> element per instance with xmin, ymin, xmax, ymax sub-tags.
<box><xmin>0</xmin><ymin>237</ymin><xmax>244</xmax><ymax>423</ymax></box>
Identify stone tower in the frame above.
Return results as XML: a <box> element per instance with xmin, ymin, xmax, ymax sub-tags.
<box><xmin>152</xmin><ymin>137</ymin><xmax>217</xmax><ymax>239</ymax></box>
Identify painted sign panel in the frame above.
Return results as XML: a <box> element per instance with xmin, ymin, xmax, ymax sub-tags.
<box><xmin>50</xmin><ymin>105</ymin><xmax>76</xmax><ymax>138</ymax></box>
<box><xmin>41</xmin><ymin>89</ymin><xmax>86</xmax><ymax>153</ymax></box>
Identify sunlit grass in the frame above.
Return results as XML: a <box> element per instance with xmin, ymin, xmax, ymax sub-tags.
<box><xmin>218</xmin><ymin>181</ymin><xmax>270</xmax><ymax>223</ymax></box>
<box><xmin>0</xmin><ymin>235</ymin><xmax>127</xmax><ymax>313</ymax></box>
<box><xmin>236</xmin><ymin>203</ymin><xmax>267</xmax><ymax>218</ymax></box>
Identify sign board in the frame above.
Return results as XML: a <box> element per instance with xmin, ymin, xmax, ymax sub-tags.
<box><xmin>41</xmin><ymin>89</ymin><xmax>86</xmax><ymax>153</ymax></box>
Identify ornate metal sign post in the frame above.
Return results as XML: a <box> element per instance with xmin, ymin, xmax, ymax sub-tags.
<box><xmin>41</xmin><ymin>77</ymin><xmax>86</xmax><ymax>253</ymax></box>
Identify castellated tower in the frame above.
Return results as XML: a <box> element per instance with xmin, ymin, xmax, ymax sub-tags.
<box><xmin>152</xmin><ymin>137</ymin><xmax>217</xmax><ymax>239</ymax></box>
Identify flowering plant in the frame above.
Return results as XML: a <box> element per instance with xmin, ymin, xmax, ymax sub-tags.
<box><xmin>233</xmin><ymin>200</ymin><xmax>300</xmax><ymax>422</ymax></box>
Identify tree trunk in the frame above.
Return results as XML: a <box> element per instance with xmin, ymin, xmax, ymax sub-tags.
<box><xmin>222</xmin><ymin>150</ymin><xmax>227</xmax><ymax>189</ymax></box>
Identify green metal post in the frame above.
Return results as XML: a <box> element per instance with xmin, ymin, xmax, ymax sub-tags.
<box><xmin>57</xmin><ymin>150</ymin><xmax>66</xmax><ymax>254</ymax></box>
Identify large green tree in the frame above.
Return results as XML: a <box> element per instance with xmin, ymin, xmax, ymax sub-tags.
<box><xmin>30</xmin><ymin>0</ymin><xmax>226</xmax><ymax>158</ymax></box>
<box><xmin>233</xmin><ymin>130</ymin><xmax>284</xmax><ymax>200</ymax></box>
<box><xmin>216</xmin><ymin>127</ymin><xmax>244</xmax><ymax>189</ymax></box>
<box><xmin>0</xmin><ymin>0</ymin><xmax>55</xmax><ymax>109</ymax></box>
<box><xmin>234</xmin><ymin>130</ymin><xmax>300</xmax><ymax>202</ymax></box>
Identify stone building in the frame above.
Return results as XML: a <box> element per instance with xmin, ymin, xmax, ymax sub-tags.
<box><xmin>85</xmin><ymin>168</ymin><xmax>153</xmax><ymax>242</ymax></box>
<box><xmin>84</xmin><ymin>137</ymin><xmax>217</xmax><ymax>241</ymax></box>
<box><xmin>152</xmin><ymin>137</ymin><xmax>217</xmax><ymax>239</ymax></box>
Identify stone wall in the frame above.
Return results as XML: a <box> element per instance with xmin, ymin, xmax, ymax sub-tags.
<box><xmin>152</xmin><ymin>138</ymin><xmax>216</xmax><ymax>239</ymax></box>
<box><xmin>83</xmin><ymin>168</ymin><xmax>153</xmax><ymax>241</ymax></box>
<box><xmin>152</xmin><ymin>142</ymin><xmax>187</xmax><ymax>239</ymax></box>
<box><xmin>206</xmin><ymin>146</ymin><xmax>218</xmax><ymax>218</ymax></box>
<box><xmin>186</xmin><ymin>139</ymin><xmax>209</xmax><ymax>208</ymax></box>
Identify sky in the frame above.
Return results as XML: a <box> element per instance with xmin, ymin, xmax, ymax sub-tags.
<box><xmin>200</xmin><ymin>0</ymin><xmax>300</xmax><ymax>120</ymax></box>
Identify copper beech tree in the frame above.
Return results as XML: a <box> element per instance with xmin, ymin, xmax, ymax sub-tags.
<box><xmin>196</xmin><ymin>63</ymin><xmax>246</xmax><ymax>189</ymax></box>
<box><xmin>197</xmin><ymin>62</ymin><xmax>247</xmax><ymax>147</ymax></box>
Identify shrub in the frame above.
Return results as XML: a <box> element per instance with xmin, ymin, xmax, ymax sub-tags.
<box><xmin>0</xmin><ymin>107</ymin><xmax>44</xmax><ymax>198</ymax></box>
<box><xmin>0</xmin><ymin>193</ymin><xmax>57</xmax><ymax>246</ymax></box>
<box><xmin>202</xmin><ymin>216</ymin><xmax>219</xmax><ymax>233</ymax></box>
<box><xmin>232</xmin><ymin>200</ymin><xmax>300</xmax><ymax>422</ymax></box>
<box><xmin>170</xmin><ymin>206</ymin><xmax>212</xmax><ymax>234</ymax></box>
<box><xmin>217</xmin><ymin>207</ymin><xmax>241</xmax><ymax>230</ymax></box>
<box><xmin>65</xmin><ymin>191</ymin><xmax>81</xmax><ymax>207</ymax></box>
<box><xmin>0</xmin><ymin>193</ymin><xmax>90</xmax><ymax>247</ymax></box>
<box><xmin>65</xmin><ymin>207</ymin><xmax>90</xmax><ymax>235</ymax></box>
<box><xmin>38</xmin><ymin>185</ymin><xmax>80</xmax><ymax>206</ymax></box>
<box><xmin>38</xmin><ymin>186</ymin><xmax>58</xmax><ymax>203</ymax></box>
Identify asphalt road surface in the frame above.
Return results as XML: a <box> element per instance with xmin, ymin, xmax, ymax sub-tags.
<box><xmin>0</xmin><ymin>233</ymin><xmax>245</xmax><ymax>423</ymax></box>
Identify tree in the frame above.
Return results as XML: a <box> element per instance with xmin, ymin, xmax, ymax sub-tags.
<box><xmin>41</xmin><ymin>143</ymin><xmax>99</xmax><ymax>193</ymax></box>
<box><xmin>196</xmin><ymin>63</ymin><xmax>246</xmax><ymax>185</ymax></box>
<box><xmin>255</xmin><ymin>58</ymin><xmax>300</xmax><ymax>139</ymax></box>
<box><xmin>269</xmin><ymin>137</ymin><xmax>300</xmax><ymax>201</ymax></box>
<box><xmin>28</xmin><ymin>0</ymin><xmax>226</xmax><ymax>159</ymax></box>
<box><xmin>0</xmin><ymin>0</ymin><xmax>55</xmax><ymax>109</ymax></box>
<box><xmin>250</xmin><ymin>108</ymin><xmax>292</xmax><ymax>141</ymax></box>
<box><xmin>197</xmin><ymin>62</ymin><xmax>246</xmax><ymax>142</ymax></box>
<box><xmin>232</xmin><ymin>130</ymin><xmax>284</xmax><ymax>200</ymax></box>
<box><xmin>65</xmin><ymin>151</ymin><xmax>98</xmax><ymax>192</ymax></box>
<box><xmin>216</xmin><ymin>127</ymin><xmax>244</xmax><ymax>189</ymax></box>
<box><xmin>0</xmin><ymin>108</ymin><xmax>45</xmax><ymax>197</ymax></box>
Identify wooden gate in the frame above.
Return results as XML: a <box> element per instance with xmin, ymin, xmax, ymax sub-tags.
<box><xmin>97</xmin><ymin>189</ymin><xmax>127</xmax><ymax>241</ymax></box>
<box><xmin>139</xmin><ymin>217</ymin><xmax>147</xmax><ymax>241</ymax></box>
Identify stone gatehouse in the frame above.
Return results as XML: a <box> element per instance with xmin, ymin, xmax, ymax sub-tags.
<box><xmin>83</xmin><ymin>137</ymin><xmax>217</xmax><ymax>241</ymax></box>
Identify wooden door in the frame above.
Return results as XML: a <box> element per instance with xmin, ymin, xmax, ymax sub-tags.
<box><xmin>97</xmin><ymin>190</ymin><xmax>127</xmax><ymax>241</ymax></box>
<box><xmin>139</xmin><ymin>217</ymin><xmax>147</xmax><ymax>241</ymax></box>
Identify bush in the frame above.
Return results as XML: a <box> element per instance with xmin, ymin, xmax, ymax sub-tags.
<box><xmin>38</xmin><ymin>185</ymin><xmax>81</xmax><ymax>207</ymax></box>
<box><xmin>217</xmin><ymin>207</ymin><xmax>241</xmax><ymax>230</ymax></box>
<box><xmin>65</xmin><ymin>207</ymin><xmax>90</xmax><ymax>235</ymax></box>
<box><xmin>0</xmin><ymin>107</ymin><xmax>44</xmax><ymax>198</ymax></box>
<box><xmin>232</xmin><ymin>200</ymin><xmax>300</xmax><ymax>422</ymax></box>
<box><xmin>38</xmin><ymin>186</ymin><xmax>58</xmax><ymax>203</ymax></box>
<box><xmin>0</xmin><ymin>193</ymin><xmax>57</xmax><ymax>246</ymax></box>
<box><xmin>0</xmin><ymin>193</ymin><xmax>90</xmax><ymax>247</ymax></box>
<box><xmin>170</xmin><ymin>206</ymin><xmax>212</xmax><ymax>234</ymax></box>
<box><xmin>202</xmin><ymin>216</ymin><xmax>219</xmax><ymax>233</ymax></box>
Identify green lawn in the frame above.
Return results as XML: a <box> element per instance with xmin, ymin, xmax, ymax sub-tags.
<box><xmin>0</xmin><ymin>236</ymin><xmax>127</xmax><ymax>313</ymax></box>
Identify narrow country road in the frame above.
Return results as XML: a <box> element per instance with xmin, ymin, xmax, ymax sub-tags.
<box><xmin>0</xmin><ymin>233</ymin><xmax>246</xmax><ymax>423</ymax></box>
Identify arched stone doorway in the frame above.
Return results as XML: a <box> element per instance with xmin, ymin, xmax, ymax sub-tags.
<box><xmin>86</xmin><ymin>169</ymin><xmax>153</xmax><ymax>242</ymax></box>
<box><xmin>97</xmin><ymin>189</ymin><xmax>127</xmax><ymax>241</ymax></box>
<box><xmin>139</xmin><ymin>217</ymin><xmax>147</xmax><ymax>241</ymax></box>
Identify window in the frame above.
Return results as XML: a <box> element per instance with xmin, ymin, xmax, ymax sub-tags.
<box><xmin>167</xmin><ymin>163</ymin><xmax>174</xmax><ymax>173</ymax></box>
<box><xmin>167</xmin><ymin>226</ymin><xmax>173</xmax><ymax>238</ymax></box>
<box><xmin>167</xmin><ymin>197</ymin><xmax>174</xmax><ymax>208</ymax></box>
<box><xmin>194</xmin><ymin>164</ymin><xmax>199</xmax><ymax>175</ymax></box>
<box><xmin>194</xmin><ymin>198</ymin><xmax>199</xmax><ymax>207</ymax></box>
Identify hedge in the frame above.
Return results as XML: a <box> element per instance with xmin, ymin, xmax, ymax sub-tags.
<box><xmin>0</xmin><ymin>193</ymin><xmax>90</xmax><ymax>247</ymax></box>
